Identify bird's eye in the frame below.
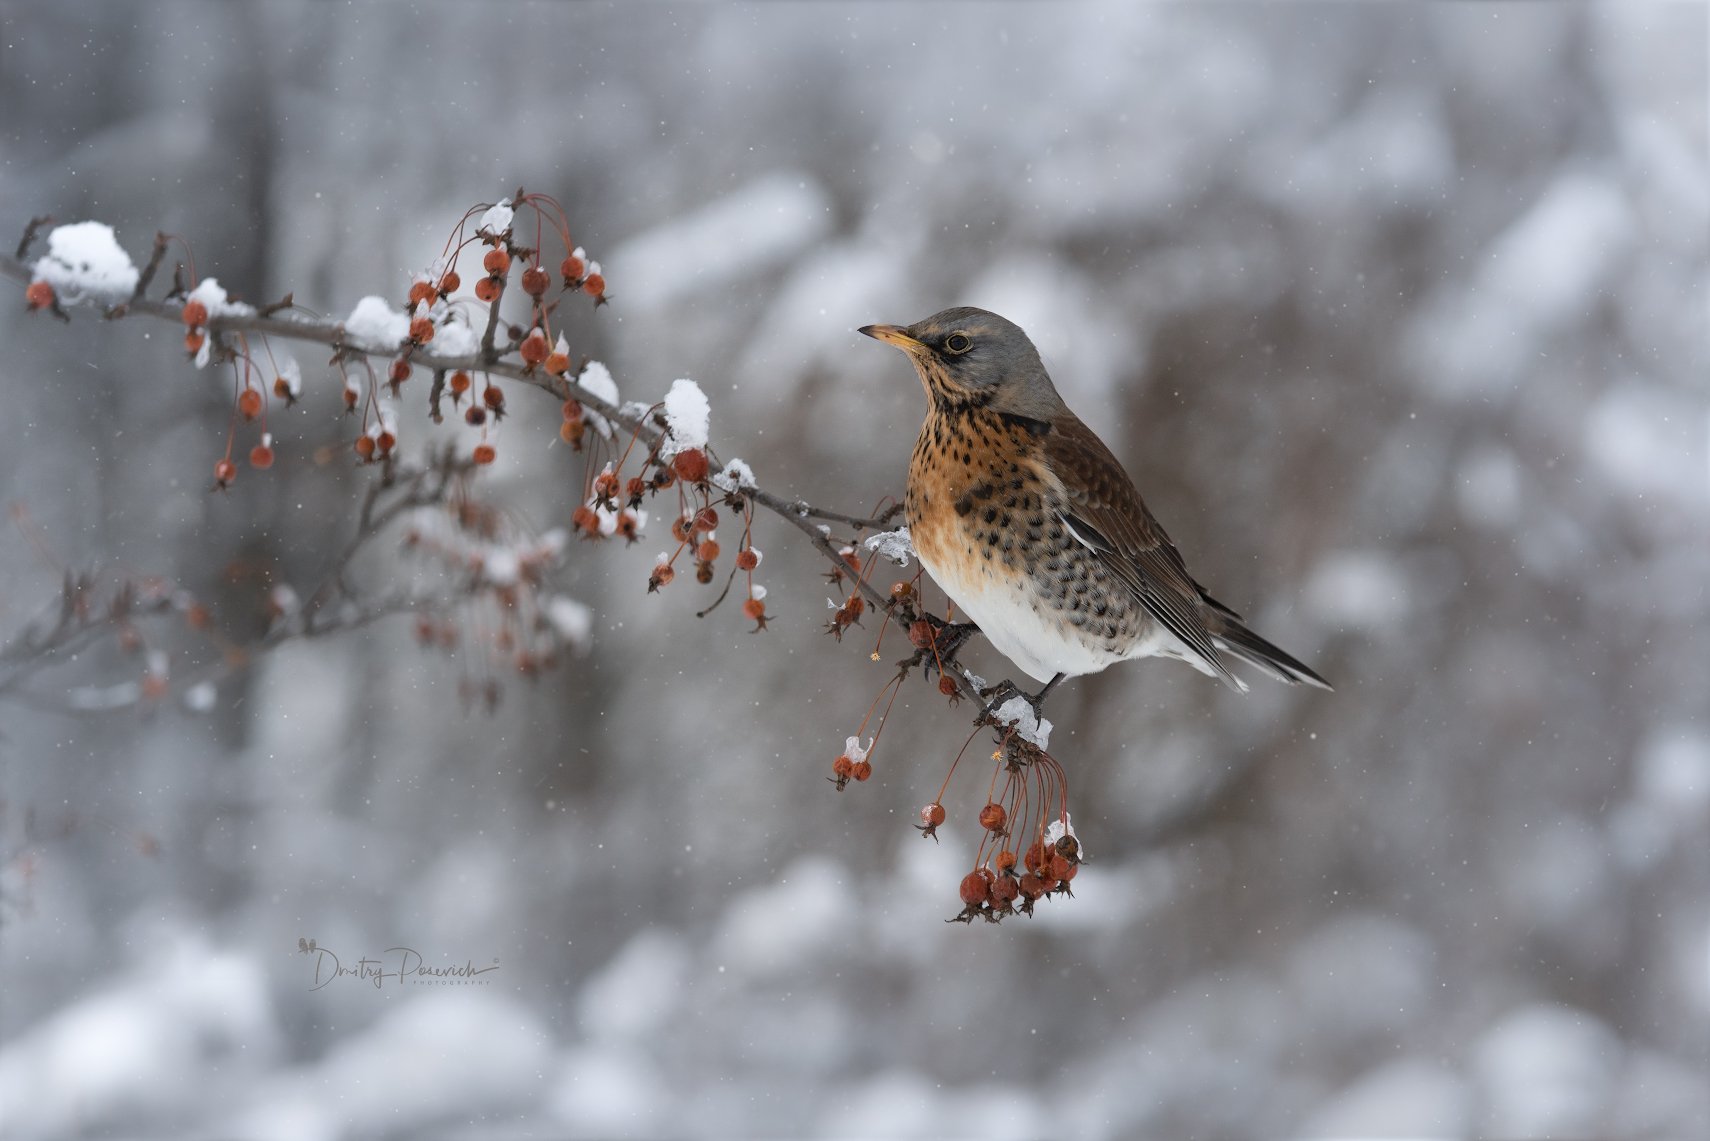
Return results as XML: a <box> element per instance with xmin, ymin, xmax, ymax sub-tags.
<box><xmin>944</xmin><ymin>333</ymin><xmax>973</xmax><ymax>354</ymax></box>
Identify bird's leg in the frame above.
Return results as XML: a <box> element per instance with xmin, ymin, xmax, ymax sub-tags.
<box><xmin>926</xmin><ymin>619</ymin><xmax>980</xmax><ymax>665</ymax></box>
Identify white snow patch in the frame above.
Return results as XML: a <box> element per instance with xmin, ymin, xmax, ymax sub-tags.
<box><xmin>843</xmin><ymin>736</ymin><xmax>870</xmax><ymax>763</ymax></box>
<box><xmin>1304</xmin><ymin>549</ymin><xmax>1411</xmax><ymax>631</ymax></box>
<box><xmin>659</xmin><ymin>378</ymin><xmax>710</xmax><ymax>457</ymax></box>
<box><xmin>31</xmin><ymin>221</ymin><xmax>138</xmax><ymax>303</ymax></box>
<box><xmin>185</xmin><ymin>277</ymin><xmax>253</xmax><ymax>319</ymax></box>
<box><xmin>749</xmin><ymin>583</ymin><xmax>767</xmax><ymax>601</ymax></box>
<box><xmin>710</xmin><ymin>458</ymin><xmax>757</xmax><ymax>492</ymax></box>
<box><xmin>343</xmin><ymin>296</ymin><xmax>410</xmax><ymax>347</ymax></box>
<box><xmin>429</xmin><ymin>316</ymin><xmax>478</xmax><ymax>359</ymax></box>
<box><xmin>1043</xmin><ymin>813</ymin><xmax>1082</xmax><ymax>860</ymax></box>
<box><xmin>545</xmin><ymin>596</ymin><xmax>592</xmax><ymax>646</ymax></box>
<box><xmin>992</xmin><ymin>696</ymin><xmax>1052</xmax><ymax>750</ymax></box>
<box><xmin>273</xmin><ymin>356</ymin><xmax>302</xmax><ymax>397</ymax></box>
<box><xmin>183</xmin><ymin>682</ymin><xmax>217</xmax><ymax>714</ymax></box>
<box><xmin>576</xmin><ymin>361</ymin><xmax>620</xmax><ymax>438</ymax></box>
<box><xmin>863</xmin><ymin>527</ymin><xmax>915</xmax><ymax>568</ymax></box>
<box><xmin>578</xmin><ymin>930</ymin><xmax>689</xmax><ymax>1043</ymax></box>
<box><xmin>476</xmin><ymin>198</ymin><xmax>513</xmax><ymax>238</ymax></box>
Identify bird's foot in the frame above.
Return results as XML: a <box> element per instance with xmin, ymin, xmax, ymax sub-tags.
<box><xmin>978</xmin><ymin>672</ymin><xmax>1064</xmax><ymax>723</ymax></box>
<box><xmin>919</xmin><ymin>619</ymin><xmax>979</xmax><ymax>675</ymax></box>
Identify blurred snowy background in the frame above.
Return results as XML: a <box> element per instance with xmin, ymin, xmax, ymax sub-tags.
<box><xmin>1</xmin><ymin>3</ymin><xmax>1706</xmax><ymax>1138</ymax></box>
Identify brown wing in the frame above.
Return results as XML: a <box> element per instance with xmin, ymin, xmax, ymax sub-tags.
<box><xmin>1042</xmin><ymin>414</ymin><xmax>1241</xmax><ymax>688</ymax></box>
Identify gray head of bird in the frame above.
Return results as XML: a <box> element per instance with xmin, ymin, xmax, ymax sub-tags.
<box><xmin>860</xmin><ymin>306</ymin><xmax>1068</xmax><ymax>420</ymax></box>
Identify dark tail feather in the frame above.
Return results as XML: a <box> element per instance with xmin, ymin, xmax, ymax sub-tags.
<box><xmin>1207</xmin><ymin>609</ymin><xmax>1333</xmax><ymax>691</ymax></box>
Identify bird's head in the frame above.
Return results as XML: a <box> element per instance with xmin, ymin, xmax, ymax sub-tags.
<box><xmin>860</xmin><ymin>307</ymin><xmax>1066</xmax><ymax>419</ymax></box>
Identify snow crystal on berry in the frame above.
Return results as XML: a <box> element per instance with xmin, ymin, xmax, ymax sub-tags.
<box><xmin>660</xmin><ymin>378</ymin><xmax>711</xmax><ymax>458</ymax></box>
<box><xmin>31</xmin><ymin>221</ymin><xmax>139</xmax><ymax>303</ymax></box>
<box><xmin>844</xmin><ymin>736</ymin><xmax>870</xmax><ymax>764</ymax></box>
<box><xmin>1044</xmin><ymin>814</ymin><xmax>1083</xmax><ymax>860</ymax></box>
<box><xmin>991</xmin><ymin>696</ymin><xmax>1053</xmax><ymax>750</ymax></box>
<box><xmin>477</xmin><ymin>199</ymin><xmax>514</xmax><ymax>238</ymax></box>
<box><xmin>344</xmin><ymin>296</ymin><xmax>411</xmax><ymax>348</ymax></box>
<box><xmin>863</xmin><ymin>528</ymin><xmax>915</xmax><ymax>568</ymax></box>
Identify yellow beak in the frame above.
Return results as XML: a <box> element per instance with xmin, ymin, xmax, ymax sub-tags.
<box><xmin>858</xmin><ymin>324</ymin><xmax>927</xmax><ymax>353</ymax></box>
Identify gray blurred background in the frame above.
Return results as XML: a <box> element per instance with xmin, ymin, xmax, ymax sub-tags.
<box><xmin>1</xmin><ymin>3</ymin><xmax>1706</xmax><ymax>1138</ymax></box>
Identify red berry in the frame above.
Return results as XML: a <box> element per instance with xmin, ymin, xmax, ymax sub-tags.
<box><xmin>742</xmin><ymin>598</ymin><xmax>765</xmax><ymax>621</ymax></box>
<box><xmin>735</xmin><ymin>549</ymin><xmax>759</xmax><ymax>571</ymax></box>
<box><xmin>184</xmin><ymin>330</ymin><xmax>205</xmax><ymax>354</ymax></box>
<box><xmin>832</xmin><ymin>755</ymin><xmax>855</xmax><ymax>780</ymax></box>
<box><xmin>671</xmin><ymin>447</ymin><xmax>709</xmax><ymax>483</ymax></box>
<box><xmin>561</xmin><ymin>400</ymin><xmax>583</xmax><ymax>423</ymax></box>
<box><xmin>921</xmin><ymin>803</ymin><xmax>946</xmax><ymax>828</ymax></box>
<box><xmin>671</xmin><ymin>515</ymin><xmax>692</xmax><ymax>543</ymax></box>
<box><xmin>409</xmin><ymin>315</ymin><xmax>434</xmax><ymax>343</ymax></box>
<box><xmin>851</xmin><ymin>759</ymin><xmax>872</xmax><ymax>782</ymax></box>
<box><xmin>891</xmin><ymin>581</ymin><xmax>915</xmax><ymax>601</ymax></box>
<box><xmin>449</xmin><ymin>370</ymin><xmax>472</xmax><ymax>396</ymax></box>
<box><xmin>521</xmin><ymin>266</ymin><xmax>550</xmax><ymax>297</ymax></box>
<box><xmin>582</xmin><ymin>272</ymin><xmax>605</xmax><ymax>297</ymax></box>
<box><xmin>697</xmin><ymin>539</ymin><xmax>720</xmax><ymax>562</ymax></box>
<box><xmin>519</xmin><ymin>329</ymin><xmax>548</xmax><ymax>366</ymax></box>
<box><xmin>559</xmin><ymin>420</ymin><xmax>584</xmax><ymax>446</ymax></box>
<box><xmin>959</xmin><ymin>872</ymin><xmax>991</xmax><ymax>907</ymax></box>
<box><xmin>994</xmin><ymin>849</ymin><xmax>1017</xmax><ymax>874</ymax></box>
<box><xmin>593</xmin><ymin>471</ymin><xmax>620</xmax><ymax>500</ymax></box>
<box><xmin>25</xmin><ymin>281</ymin><xmax>55</xmax><ymax>311</ymax></box>
<box><xmin>213</xmin><ymin>457</ymin><xmax>237</xmax><ymax>486</ymax></box>
<box><xmin>483</xmin><ymin>384</ymin><xmax>506</xmax><ymax>411</ymax></box>
<box><xmin>989</xmin><ymin>875</ymin><xmax>1019</xmax><ymax>908</ymax></box>
<box><xmin>237</xmin><ymin>388</ymin><xmax>263</xmax><ymax>420</ymax></box>
<box><xmin>438</xmin><ymin>270</ymin><xmax>460</xmax><ymax>294</ymax></box>
<box><xmin>388</xmin><ymin>359</ymin><xmax>411</xmax><ymax>385</ymax></box>
<box><xmin>472</xmin><ymin>443</ymin><xmax>496</xmax><ymax>465</ymax></box>
<box><xmin>978</xmin><ymin>802</ymin><xmax>1007</xmax><ymax>832</ymax></box>
<box><xmin>273</xmin><ymin>376</ymin><xmax>293</xmax><ymax>399</ymax></box>
<box><xmin>474</xmin><ymin>276</ymin><xmax>501</xmax><ymax>303</ymax></box>
<box><xmin>376</xmin><ymin>430</ymin><xmax>396</xmax><ymax>454</ymax></box>
<box><xmin>908</xmin><ymin>620</ymin><xmax>934</xmax><ymax>649</ymax></box>
<box><xmin>651</xmin><ymin>563</ymin><xmax>675</xmax><ymax>588</ymax></box>
<box><xmin>483</xmin><ymin>247</ymin><xmax>511</xmax><ymax>276</ymax></box>
<box><xmin>354</xmin><ymin>436</ymin><xmax>376</xmax><ymax>461</ymax></box>
<box><xmin>693</xmin><ymin>507</ymin><xmax>718</xmax><ymax>532</ymax></box>
<box><xmin>249</xmin><ymin>443</ymin><xmax>275</xmax><ymax>469</ymax></box>
<box><xmin>938</xmin><ymin>676</ymin><xmax>959</xmax><ymax>697</ymax></box>
<box><xmin>1024</xmin><ymin>841</ymin><xmax>1048</xmax><ymax>875</ymax></box>
<box><xmin>1018</xmin><ymin>873</ymin><xmax>1047</xmax><ymax>900</ymax></box>
<box><xmin>407</xmin><ymin>280</ymin><xmax>435</xmax><ymax>308</ymax></box>
<box><xmin>464</xmin><ymin>405</ymin><xmax>487</xmax><ymax>426</ymax></box>
<box><xmin>572</xmin><ymin>505</ymin><xmax>601</xmax><ymax>536</ymax></box>
<box><xmin>545</xmin><ymin>351</ymin><xmax>570</xmax><ymax>375</ymax></box>
<box><xmin>560</xmin><ymin>254</ymin><xmax>584</xmax><ymax>283</ymax></box>
<box><xmin>181</xmin><ymin>298</ymin><xmax>208</xmax><ymax>327</ymax></box>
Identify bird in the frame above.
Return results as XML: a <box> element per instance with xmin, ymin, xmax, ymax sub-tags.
<box><xmin>859</xmin><ymin>306</ymin><xmax>1331</xmax><ymax>705</ymax></box>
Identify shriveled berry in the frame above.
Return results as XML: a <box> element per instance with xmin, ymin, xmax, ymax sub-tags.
<box><xmin>483</xmin><ymin>384</ymin><xmax>506</xmax><ymax>411</ymax></box>
<box><xmin>572</xmin><ymin>505</ymin><xmax>601</xmax><ymax>536</ymax></box>
<box><xmin>842</xmin><ymin>595</ymin><xmax>865</xmax><ymax>621</ymax></box>
<box><xmin>671</xmin><ymin>447</ymin><xmax>709</xmax><ymax>483</ymax></box>
<box><xmin>389</xmin><ymin>358</ymin><xmax>411</xmax><ymax>384</ymax></box>
<box><xmin>409</xmin><ymin>315</ymin><xmax>434</xmax><ymax>343</ymax></box>
<box><xmin>593</xmin><ymin>470</ymin><xmax>620</xmax><ymax>500</ymax></box>
<box><xmin>464</xmin><ymin>405</ymin><xmax>487</xmax><ymax>426</ymax></box>
<box><xmin>1024</xmin><ymin>840</ymin><xmax>1048</xmax><ymax>875</ymax></box>
<box><xmin>831</xmin><ymin>754</ymin><xmax>855</xmax><ymax>780</ymax></box>
<box><xmin>735</xmin><ymin>548</ymin><xmax>759</xmax><ymax>571</ymax></box>
<box><xmin>851</xmin><ymin>759</ymin><xmax>872</xmax><ymax>782</ymax></box>
<box><xmin>978</xmin><ymin>802</ymin><xmax>1007</xmax><ymax>832</ymax></box>
<box><xmin>989</xmin><ymin>875</ymin><xmax>1019</xmax><ymax>908</ymax></box>
<box><xmin>520</xmin><ymin>265</ymin><xmax>550</xmax><ymax>297</ymax></box>
<box><xmin>1049</xmin><ymin>853</ymin><xmax>1075</xmax><ymax>881</ymax></box>
<box><xmin>450</xmin><ymin>370</ymin><xmax>472</xmax><ymax>396</ymax></box>
<box><xmin>921</xmin><ymin>803</ymin><xmax>946</xmax><ymax>828</ymax></box>
<box><xmin>615</xmin><ymin>510</ymin><xmax>641</xmax><ymax>541</ymax></box>
<box><xmin>994</xmin><ymin>849</ymin><xmax>1018</xmax><ymax>874</ymax></box>
<box><xmin>1018</xmin><ymin>873</ymin><xmax>1047</xmax><ymax>900</ymax></box>
<box><xmin>472</xmin><ymin>443</ymin><xmax>496</xmax><ymax>465</ymax></box>
<box><xmin>909</xmin><ymin>620</ymin><xmax>934</xmax><ymax>649</ymax></box>
<box><xmin>891</xmin><ymin>581</ymin><xmax>915</xmax><ymax>601</ymax></box>
<box><xmin>650</xmin><ymin>563</ymin><xmax>675</xmax><ymax>589</ymax></box>
<box><xmin>671</xmin><ymin>515</ymin><xmax>693</xmax><ymax>543</ymax></box>
<box><xmin>692</xmin><ymin>507</ymin><xmax>718</xmax><ymax>532</ymax></box>
<box><xmin>959</xmin><ymin>872</ymin><xmax>991</xmax><ymax>907</ymax></box>
<box><xmin>560</xmin><ymin>253</ymin><xmax>584</xmax><ymax>283</ymax></box>
<box><xmin>213</xmin><ymin>457</ymin><xmax>237</xmax><ymax>486</ymax></box>
<box><xmin>938</xmin><ymin>676</ymin><xmax>959</xmax><ymax>697</ymax></box>
<box><xmin>695</xmin><ymin>561</ymin><xmax>715</xmax><ymax>584</ymax></box>
<box><xmin>625</xmin><ymin>476</ymin><xmax>648</xmax><ymax>500</ymax></box>
<box><xmin>273</xmin><ymin>376</ymin><xmax>293</xmax><ymax>399</ymax></box>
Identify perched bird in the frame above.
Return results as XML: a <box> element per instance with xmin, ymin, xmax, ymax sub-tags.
<box><xmin>860</xmin><ymin>306</ymin><xmax>1330</xmax><ymax>702</ymax></box>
